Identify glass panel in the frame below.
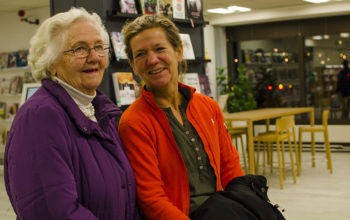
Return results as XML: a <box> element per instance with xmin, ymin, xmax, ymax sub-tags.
<box><xmin>305</xmin><ymin>34</ymin><xmax>350</xmax><ymax>122</ymax></box>
<box><xmin>239</xmin><ymin>38</ymin><xmax>299</xmax><ymax>108</ymax></box>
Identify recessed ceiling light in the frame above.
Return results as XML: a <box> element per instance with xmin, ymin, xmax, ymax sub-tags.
<box><xmin>207</xmin><ymin>8</ymin><xmax>233</xmax><ymax>14</ymax></box>
<box><xmin>312</xmin><ymin>35</ymin><xmax>323</xmax><ymax>40</ymax></box>
<box><xmin>340</xmin><ymin>32</ymin><xmax>350</xmax><ymax>38</ymax></box>
<box><xmin>304</xmin><ymin>0</ymin><xmax>330</xmax><ymax>3</ymax></box>
<box><xmin>227</xmin><ymin>6</ymin><xmax>251</xmax><ymax>12</ymax></box>
<box><xmin>207</xmin><ymin>6</ymin><xmax>251</xmax><ymax>14</ymax></box>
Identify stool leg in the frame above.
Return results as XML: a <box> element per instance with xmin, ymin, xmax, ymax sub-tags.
<box><xmin>292</xmin><ymin>127</ymin><xmax>300</xmax><ymax>176</ymax></box>
<box><xmin>324</xmin><ymin>129</ymin><xmax>333</xmax><ymax>174</ymax></box>
<box><xmin>256</xmin><ymin>141</ymin><xmax>261</xmax><ymax>173</ymax></box>
<box><xmin>276</xmin><ymin>141</ymin><xmax>283</xmax><ymax>189</ymax></box>
<box><xmin>239</xmin><ymin>135</ymin><xmax>248</xmax><ymax>174</ymax></box>
<box><xmin>263</xmin><ymin>142</ymin><xmax>266</xmax><ymax>176</ymax></box>
<box><xmin>298</xmin><ymin>129</ymin><xmax>303</xmax><ymax>174</ymax></box>
<box><xmin>288</xmin><ymin>136</ymin><xmax>297</xmax><ymax>184</ymax></box>
<box><xmin>281</xmin><ymin>141</ymin><xmax>286</xmax><ymax>180</ymax></box>
<box><xmin>311</xmin><ymin>131</ymin><xmax>316</xmax><ymax>167</ymax></box>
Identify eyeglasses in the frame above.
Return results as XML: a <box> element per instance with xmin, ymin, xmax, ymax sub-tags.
<box><xmin>63</xmin><ymin>44</ymin><xmax>109</xmax><ymax>58</ymax></box>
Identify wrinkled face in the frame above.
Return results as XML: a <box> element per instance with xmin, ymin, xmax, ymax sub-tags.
<box><xmin>49</xmin><ymin>20</ymin><xmax>107</xmax><ymax>95</ymax></box>
<box><xmin>129</xmin><ymin>27</ymin><xmax>183</xmax><ymax>91</ymax></box>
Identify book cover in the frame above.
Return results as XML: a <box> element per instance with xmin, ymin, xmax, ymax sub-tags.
<box><xmin>112</xmin><ymin>72</ymin><xmax>136</xmax><ymax>106</ymax></box>
<box><xmin>159</xmin><ymin>0</ymin><xmax>173</xmax><ymax>17</ymax></box>
<box><xmin>110</xmin><ymin>32</ymin><xmax>128</xmax><ymax>61</ymax></box>
<box><xmin>140</xmin><ymin>0</ymin><xmax>159</xmax><ymax>15</ymax></box>
<box><xmin>0</xmin><ymin>52</ymin><xmax>8</xmax><ymax>69</ymax></box>
<box><xmin>7</xmin><ymin>52</ymin><xmax>16</xmax><ymax>68</ymax></box>
<box><xmin>198</xmin><ymin>74</ymin><xmax>212</xmax><ymax>97</ymax></box>
<box><xmin>172</xmin><ymin>0</ymin><xmax>185</xmax><ymax>19</ymax></box>
<box><xmin>119</xmin><ymin>0</ymin><xmax>138</xmax><ymax>14</ymax></box>
<box><xmin>0</xmin><ymin>102</ymin><xmax>6</xmax><ymax>120</ymax></box>
<box><xmin>6</xmin><ymin>102</ymin><xmax>18</xmax><ymax>120</ymax></box>
<box><xmin>186</xmin><ymin>0</ymin><xmax>202</xmax><ymax>20</ymax></box>
<box><xmin>15</xmin><ymin>49</ymin><xmax>29</xmax><ymax>67</ymax></box>
<box><xmin>179</xmin><ymin>33</ymin><xmax>195</xmax><ymax>60</ymax></box>
<box><xmin>181</xmin><ymin>72</ymin><xmax>201</xmax><ymax>93</ymax></box>
<box><xmin>9</xmin><ymin>76</ymin><xmax>23</xmax><ymax>95</ymax></box>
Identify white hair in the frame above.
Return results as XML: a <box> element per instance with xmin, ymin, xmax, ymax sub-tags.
<box><xmin>28</xmin><ymin>7</ymin><xmax>110</xmax><ymax>81</ymax></box>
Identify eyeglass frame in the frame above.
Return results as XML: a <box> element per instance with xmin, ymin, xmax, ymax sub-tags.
<box><xmin>63</xmin><ymin>44</ymin><xmax>110</xmax><ymax>58</ymax></box>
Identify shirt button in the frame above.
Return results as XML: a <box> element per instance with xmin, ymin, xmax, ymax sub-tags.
<box><xmin>195</xmin><ymin>147</ymin><xmax>199</xmax><ymax>151</ymax></box>
<box><xmin>197</xmin><ymin>156</ymin><xmax>202</xmax><ymax>161</ymax></box>
<box><xmin>121</xmin><ymin>184</ymin><xmax>126</xmax><ymax>189</ymax></box>
<box><xmin>191</xmin><ymin>138</ymin><xmax>195</xmax><ymax>142</ymax></box>
<box><xmin>199</xmin><ymin>166</ymin><xmax>204</xmax><ymax>170</ymax></box>
<box><xmin>185</xmin><ymin>131</ymin><xmax>190</xmax><ymax>135</ymax></box>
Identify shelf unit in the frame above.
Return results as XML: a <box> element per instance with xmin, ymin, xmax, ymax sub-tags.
<box><xmin>0</xmin><ymin>66</ymin><xmax>31</xmax><ymax>149</ymax></box>
<box><xmin>51</xmin><ymin>1</ymin><xmax>209</xmax><ymax>105</ymax></box>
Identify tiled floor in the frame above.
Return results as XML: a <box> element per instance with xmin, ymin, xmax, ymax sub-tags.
<box><xmin>0</xmin><ymin>152</ymin><xmax>349</xmax><ymax>220</ymax></box>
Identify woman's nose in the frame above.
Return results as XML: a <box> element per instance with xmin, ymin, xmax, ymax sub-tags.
<box><xmin>147</xmin><ymin>51</ymin><xmax>160</xmax><ymax>64</ymax></box>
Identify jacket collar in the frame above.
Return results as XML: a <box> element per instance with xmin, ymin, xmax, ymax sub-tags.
<box><xmin>42</xmin><ymin>79</ymin><xmax>122</xmax><ymax>136</ymax></box>
<box><xmin>141</xmin><ymin>82</ymin><xmax>196</xmax><ymax>108</ymax></box>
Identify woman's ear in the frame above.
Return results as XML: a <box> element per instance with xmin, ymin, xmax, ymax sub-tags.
<box><xmin>48</xmin><ymin>64</ymin><xmax>57</xmax><ymax>76</ymax></box>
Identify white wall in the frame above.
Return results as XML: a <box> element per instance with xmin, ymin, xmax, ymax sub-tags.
<box><xmin>0</xmin><ymin>7</ymin><xmax>50</xmax><ymax>52</ymax></box>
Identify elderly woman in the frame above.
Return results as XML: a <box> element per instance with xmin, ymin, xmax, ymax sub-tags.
<box><xmin>4</xmin><ymin>7</ymin><xmax>140</xmax><ymax>220</ymax></box>
<box><xmin>118</xmin><ymin>15</ymin><xmax>244</xmax><ymax>220</ymax></box>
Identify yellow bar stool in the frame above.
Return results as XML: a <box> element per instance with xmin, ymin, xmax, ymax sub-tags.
<box><xmin>298</xmin><ymin>109</ymin><xmax>333</xmax><ymax>174</ymax></box>
<box><xmin>253</xmin><ymin>116</ymin><xmax>298</xmax><ymax>189</ymax></box>
<box><xmin>225</xmin><ymin>120</ymin><xmax>248</xmax><ymax>174</ymax></box>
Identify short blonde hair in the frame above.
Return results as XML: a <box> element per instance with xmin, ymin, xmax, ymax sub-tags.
<box><xmin>122</xmin><ymin>15</ymin><xmax>186</xmax><ymax>74</ymax></box>
<box><xmin>28</xmin><ymin>7</ymin><xmax>110</xmax><ymax>81</ymax></box>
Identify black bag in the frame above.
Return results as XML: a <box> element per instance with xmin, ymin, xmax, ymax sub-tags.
<box><xmin>190</xmin><ymin>175</ymin><xmax>286</xmax><ymax>220</ymax></box>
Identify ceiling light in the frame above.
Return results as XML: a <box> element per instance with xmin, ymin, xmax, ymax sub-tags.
<box><xmin>227</xmin><ymin>6</ymin><xmax>251</xmax><ymax>12</ymax></box>
<box><xmin>340</xmin><ymin>32</ymin><xmax>350</xmax><ymax>38</ymax></box>
<box><xmin>312</xmin><ymin>35</ymin><xmax>323</xmax><ymax>40</ymax></box>
<box><xmin>207</xmin><ymin>6</ymin><xmax>251</xmax><ymax>14</ymax></box>
<box><xmin>323</xmin><ymin>34</ymin><xmax>330</xmax><ymax>39</ymax></box>
<box><xmin>207</xmin><ymin>8</ymin><xmax>233</xmax><ymax>14</ymax></box>
<box><xmin>303</xmin><ymin>0</ymin><xmax>330</xmax><ymax>3</ymax></box>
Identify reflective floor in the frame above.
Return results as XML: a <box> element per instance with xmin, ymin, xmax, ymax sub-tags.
<box><xmin>0</xmin><ymin>152</ymin><xmax>349</xmax><ymax>220</ymax></box>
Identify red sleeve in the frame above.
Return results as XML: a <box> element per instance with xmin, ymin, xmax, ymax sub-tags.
<box><xmin>119</xmin><ymin>117</ymin><xmax>190</xmax><ymax>220</ymax></box>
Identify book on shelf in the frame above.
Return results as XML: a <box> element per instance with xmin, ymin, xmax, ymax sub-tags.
<box><xmin>172</xmin><ymin>0</ymin><xmax>185</xmax><ymax>19</ymax></box>
<box><xmin>110</xmin><ymin>32</ymin><xmax>128</xmax><ymax>61</ymax></box>
<box><xmin>186</xmin><ymin>0</ymin><xmax>203</xmax><ymax>20</ymax></box>
<box><xmin>0</xmin><ymin>77</ymin><xmax>11</xmax><ymax>95</ymax></box>
<box><xmin>198</xmin><ymin>74</ymin><xmax>212</xmax><ymax>97</ymax></box>
<box><xmin>140</xmin><ymin>0</ymin><xmax>159</xmax><ymax>15</ymax></box>
<box><xmin>179</xmin><ymin>33</ymin><xmax>195</xmax><ymax>60</ymax></box>
<box><xmin>0</xmin><ymin>102</ymin><xmax>6</xmax><ymax>120</ymax></box>
<box><xmin>15</xmin><ymin>50</ymin><xmax>29</xmax><ymax>67</ymax></box>
<box><xmin>6</xmin><ymin>102</ymin><xmax>18</xmax><ymax>120</ymax></box>
<box><xmin>119</xmin><ymin>0</ymin><xmax>138</xmax><ymax>14</ymax></box>
<box><xmin>181</xmin><ymin>72</ymin><xmax>201</xmax><ymax>93</ymax></box>
<box><xmin>7</xmin><ymin>52</ymin><xmax>16</xmax><ymax>68</ymax></box>
<box><xmin>112</xmin><ymin>72</ymin><xmax>137</xmax><ymax>107</ymax></box>
<box><xmin>9</xmin><ymin>76</ymin><xmax>23</xmax><ymax>95</ymax></box>
<box><xmin>159</xmin><ymin>0</ymin><xmax>173</xmax><ymax>18</ymax></box>
<box><xmin>0</xmin><ymin>52</ymin><xmax>8</xmax><ymax>69</ymax></box>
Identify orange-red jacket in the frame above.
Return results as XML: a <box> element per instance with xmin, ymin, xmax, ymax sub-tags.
<box><xmin>118</xmin><ymin>83</ymin><xmax>244</xmax><ymax>220</ymax></box>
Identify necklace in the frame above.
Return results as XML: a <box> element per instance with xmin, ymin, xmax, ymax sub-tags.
<box><xmin>77</xmin><ymin>102</ymin><xmax>95</xmax><ymax>119</ymax></box>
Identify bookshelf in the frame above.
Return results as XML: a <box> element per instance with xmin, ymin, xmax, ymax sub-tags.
<box><xmin>0</xmin><ymin>66</ymin><xmax>32</xmax><ymax>152</ymax></box>
<box><xmin>50</xmin><ymin>0</ymin><xmax>209</xmax><ymax>105</ymax></box>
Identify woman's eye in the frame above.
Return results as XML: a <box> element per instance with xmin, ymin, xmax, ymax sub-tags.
<box><xmin>74</xmin><ymin>46</ymin><xmax>86</xmax><ymax>53</ymax></box>
<box><xmin>156</xmin><ymin>47</ymin><xmax>165</xmax><ymax>52</ymax></box>
<box><xmin>135</xmin><ymin>52</ymin><xmax>145</xmax><ymax>58</ymax></box>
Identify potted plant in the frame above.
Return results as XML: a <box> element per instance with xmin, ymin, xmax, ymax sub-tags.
<box><xmin>217</xmin><ymin>64</ymin><xmax>257</xmax><ymax>113</ymax></box>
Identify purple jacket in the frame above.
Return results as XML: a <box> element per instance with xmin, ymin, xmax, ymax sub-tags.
<box><xmin>4</xmin><ymin>79</ymin><xmax>140</xmax><ymax>220</ymax></box>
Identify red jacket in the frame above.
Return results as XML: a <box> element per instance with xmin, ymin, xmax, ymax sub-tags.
<box><xmin>119</xmin><ymin>83</ymin><xmax>244</xmax><ymax>220</ymax></box>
